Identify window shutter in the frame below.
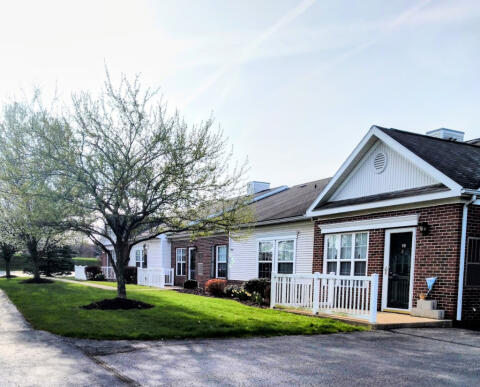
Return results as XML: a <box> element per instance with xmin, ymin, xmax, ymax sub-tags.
<box><xmin>210</xmin><ymin>246</ymin><xmax>216</xmax><ymax>278</ymax></box>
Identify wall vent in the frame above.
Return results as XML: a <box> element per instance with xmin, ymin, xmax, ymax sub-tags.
<box><xmin>373</xmin><ymin>152</ymin><xmax>387</xmax><ymax>174</ymax></box>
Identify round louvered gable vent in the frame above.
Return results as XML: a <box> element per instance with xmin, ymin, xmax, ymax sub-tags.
<box><xmin>373</xmin><ymin>152</ymin><xmax>387</xmax><ymax>174</ymax></box>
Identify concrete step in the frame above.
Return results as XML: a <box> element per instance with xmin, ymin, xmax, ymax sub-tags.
<box><xmin>416</xmin><ymin>299</ymin><xmax>437</xmax><ymax>311</ymax></box>
<box><xmin>411</xmin><ymin>307</ymin><xmax>445</xmax><ymax>320</ymax></box>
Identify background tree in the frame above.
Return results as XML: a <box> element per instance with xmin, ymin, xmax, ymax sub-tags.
<box><xmin>0</xmin><ymin>242</ymin><xmax>16</xmax><ymax>278</ymax></box>
<box><xmin>20</xmin><ymin>73</ymin><xmax>250</xmax><ymax>299</ymax></box>
<box><xmin>0</xmin><ymin>101</ymin><xmax>70</xmax><ymax>282</ymax></box>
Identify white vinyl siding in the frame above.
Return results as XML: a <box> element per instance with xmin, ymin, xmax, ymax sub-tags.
<box><xmin>331</xmin><ymin>141</ymin><xmax>439</xmax><ymax>201</ymax></box>
<box><xmin>125</xmin><ymin>238</ymin><xmax>171</xmax><ymax>270</ymax></box>
<box><xmin>229</xmin><ymin>221</ymin><xmax>313</xmax><ymax>281</ymax></box>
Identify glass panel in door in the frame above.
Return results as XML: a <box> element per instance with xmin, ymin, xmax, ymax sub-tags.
<box><xmin>387</xmin><ymin>232</ymin><xmax>412</xmax><ymax>309</ymax></box>
<box><xmin>189</xmin><ymin>248</ymin><xmax>196</xmax><ymax>280</ymax></box>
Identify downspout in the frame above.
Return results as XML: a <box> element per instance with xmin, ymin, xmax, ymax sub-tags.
<box><xmin>456</xmin><ymin>193</ymin><xmax>477</xmax><ymax>321</ymax></box>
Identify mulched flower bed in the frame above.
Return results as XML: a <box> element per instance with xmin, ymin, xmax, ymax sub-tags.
<box><xmin>175</xmin><ymin>288</ymin><xmax>269</xmax><ymax>308</ymax></box>
<box><xmin>81</xmin><ymin>297</ymin><xmax>154</xmax><ymax>310</ymax></box>
<box><xmin>20</xmin><ymin>278</ymin><xmax>54</xmax><ymax>284</ymax></box>
<box><xmin>175</xmin><ymin>288</ymin><xmax>207</xmax><ymax>296</ymax></box>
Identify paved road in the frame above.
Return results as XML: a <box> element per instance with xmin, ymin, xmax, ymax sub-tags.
<box><xmin>1</xmin><ymin>289</ymin><xmax>480</xmax><ymax>386</ymax></box>
<box><xmin>0</xmin><ymin>290</ymin><xmax>124</xmax><ymax>387</ymax></box>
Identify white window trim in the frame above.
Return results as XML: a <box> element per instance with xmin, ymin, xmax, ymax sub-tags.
<box><xmin>323</xmin><ymin>231</ymin><xmax>369</xmax><ymax>277</ymax></box>
<box><xmin>215</xmin><ymin>245</ymin><xmax>228</xmax><ymax>279</ymax></box>
<box><xmin>319</xmin><ymin>215</ymin><xmax>418</xmax><ymax>234</ymax></box>
<box><xmin>256</xmin><ymin>236</ymin><xmax>297</xmax><ymax>277</ymax></box>
<box><xmin>135</xmin><ymin>249</ymin><xmax>144</xmax><ymax>267</ymax></box>
<box><xmin>176</xmin><ymin>248</ymin><xmax>186</xmax><ymax>276</ymax></box>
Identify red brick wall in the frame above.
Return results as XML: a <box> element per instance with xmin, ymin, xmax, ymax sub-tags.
<box><xmin>170</xmin><ymin>235</ymin><xmax>229</xmax><ymax>287</ymax></box>
<box><xmin>463</xmin><ymin>205</ymin><xmax>480</xmax><ymax>321</ymax></box>
<box><xmin>313</xmin><ymin>203</ymin><xmax>464</xmax><ymax>319</ymax></box>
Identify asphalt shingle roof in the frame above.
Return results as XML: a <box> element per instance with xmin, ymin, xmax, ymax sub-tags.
<box><xmin>377</xmin><ymin>126</ymin><xmax>480</xmax><ymax>189</ymax></box>
<box><xmin>314</xmin><ymin>184</ymin><xmax>448</xmax><ymax>210</ymax></box>
<box><xmin>252</xmin><ymin>178</ymin><xmax>330</xmax><ymax>223</ymax></box>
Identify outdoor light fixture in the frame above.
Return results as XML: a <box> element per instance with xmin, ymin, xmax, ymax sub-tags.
<box><xmin>419</xmin><ymin>222</ymin><xmax>430</xmax><ymax>236</ymax></box>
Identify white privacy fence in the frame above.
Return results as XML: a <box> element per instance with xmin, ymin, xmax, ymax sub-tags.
<box><xmin>74</xmin><ymin>265</ymin><xmax>87</xmax><ymax>280</ymax></box>
<box><xmin>271</xmin><ymin>272</ymin><xmax>379</xmax><ymax>323</ymax></box>
<box><xmin>137</xmin><ymin>268</ymin><xmax>174</xmax><ymax>288</ymax></box>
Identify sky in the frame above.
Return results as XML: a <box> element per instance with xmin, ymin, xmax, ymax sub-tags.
<box><xmin>0</xmin><ymin>0</ymin><xmax>479</xmax><ymax>187</ymax></box>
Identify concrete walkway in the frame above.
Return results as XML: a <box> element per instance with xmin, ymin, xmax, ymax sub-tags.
<box><xmin>0</xmin><ymin>290</ymin><xmax>127</xmax><ymax>386</ymax></box>
<box><xmin>53</xmin><ymin>278</ymin><xmax>117</xmax><ymax>290</ymax></box>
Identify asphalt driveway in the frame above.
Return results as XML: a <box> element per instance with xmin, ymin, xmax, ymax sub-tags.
<box><xmin>1</xmin><ymin>289</ymin><xmax>480</xmax><ymax>386</ymax></box>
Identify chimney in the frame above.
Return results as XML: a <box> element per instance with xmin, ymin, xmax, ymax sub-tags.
<box><xmin>246</xmin><ymin>181</ymin><xmax>270</xmax><ymax>195</ymax></box>
<box><xmin>426</xmin><ymin>128</ymin><xmax>464</xmax><ymax>142</ymax></box>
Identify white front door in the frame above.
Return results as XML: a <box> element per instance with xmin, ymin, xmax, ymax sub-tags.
<box><xmin>382</xmin><ymin>227</ymin><xmax>416</xmax><ymax>311</ymax></box>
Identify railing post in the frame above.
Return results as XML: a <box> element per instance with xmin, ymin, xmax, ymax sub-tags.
<box><xmin>312</xmin><ymin>272</ymin><xmax>320</xmax><ymax>314</ymax></box>
<box><xmin>270</xmin><ymin>273</ymin><xmax>277</xmax><ymax>309</ymax></box>
<box><xmin>369</xmin><ymin>273</ymin><xmax>379</xmax><ymax>323</ymax></box>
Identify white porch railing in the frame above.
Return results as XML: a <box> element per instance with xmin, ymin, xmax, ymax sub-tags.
<box><xmin>74</xmin><ymin>265</ymin><xmax>87</xmax><ymax>280</ymax></box>
<box><xmin>137</xmin><ymin>267</ymin><xmax>174</xmax><ymax>288</ymax></box>
<box><xmin>101</xmin><ymin>266</ymin><xmax>116</xmax><ymax>280</ymax></box>
<box><xmin>271</xmin><ymin>272</ymin><xmax>379</xmax><ymax>323</ymax></box>
<box><xmin>164</xmin><ymin>268</ymin><xmax>174</xmax><ymax>286</ymax></box>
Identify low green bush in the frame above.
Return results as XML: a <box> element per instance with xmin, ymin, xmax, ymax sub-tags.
<box><xmin>243</xmin><ymin>278</ymin><xmax>270</xmax><ymax>299</ymax></box>
<box><xmin>124</xmin><ymin>267</ymin><xmax>137</xmax><ymax>284</ymax></box>
<box><xmin>183</xmin><ymin>279</ymin><xmax>198</xmax><ymax>289</ymax></box>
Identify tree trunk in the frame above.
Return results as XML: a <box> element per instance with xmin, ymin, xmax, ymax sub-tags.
<box><xmin>32</xmin><ymin>256</ymin><xmax>41</xmax><ymax>281</ymax></box>
<box><xmin>5</xmin><ymin>258</ymin><xmax>11</xmax><ymax>278</ymax></box>
<box><xmin>27</xmin><ymin>240</ymin><xmax>41</xmax><ymax>281</ymax></box>
<box><xmin>113</xmin><ymin>243</ymin><xmax>130</xmax><ymax>299</ymax></box>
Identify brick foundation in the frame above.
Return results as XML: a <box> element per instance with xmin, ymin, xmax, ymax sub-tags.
<box><xmin>313</xmin><ymin>203</ymin><xmax>464</xmax><ymax>320</ymax></box>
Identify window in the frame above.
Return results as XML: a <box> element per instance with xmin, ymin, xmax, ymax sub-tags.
<box><xmin>258</xmin><ymin>238</ymin><xmax>296</xmax><ymax>278</ymax></box>
<box><xmin>277</xmin><ymin>240</ymin><xmax>294</xmax><ymax>274</ymax></box>
<box><xmin>258</xmin><ymin>241</ymin><xmax>273</xmax><ymax>278</ymax></box>
<box><xmin>466</xmin><ymin>237</ymin><xmax>480</xmax><ymax>286</ymax></box>
<box><xmin>135</xmin><ymin>250</ymin><xmax>143</xmax><ymax>268</ymax></box>
<box><xmin>216</xmin><ymin>245</ymin><xmax>228</xmax><ymax>278</ymax></box>
<box><xmin>176</xmin><ymin>248</ymin><xmax>186</xmax><ymax>276</ymax></box>
<box><xmin>324</xmin><ymin>232</ymin><xmax>368</xmax><ymax>276</ymax></box>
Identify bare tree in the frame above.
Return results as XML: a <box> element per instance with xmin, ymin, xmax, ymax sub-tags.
<box><xmin>29</xmin><ymin>73</ymin><xmax>249</xmax><ymax>298</ymax></box>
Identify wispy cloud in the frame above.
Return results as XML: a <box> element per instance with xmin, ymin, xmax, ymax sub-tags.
<box><xmin>181</xmin><ymin>0</ymin><xmax>317</xmax><ymax>108</ymax></box>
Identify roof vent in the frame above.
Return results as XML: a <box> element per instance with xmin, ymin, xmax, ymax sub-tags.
<box><xmin>246</xmin><ymin>181</ymin><xmax>270</xmax><ymax>195</ymax></box>
<box><xmin>426</xmin><ymin>128</ymin><xmax>464</xmax><ymax>142</ymax></box>
<box><xmin>373</xmin><ymin>152</ymin><xmax>387</xmax><ymax>174</ymax></box>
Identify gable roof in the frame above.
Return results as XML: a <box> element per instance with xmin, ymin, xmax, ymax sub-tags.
<box><xmin>377</xmin><ymin>127</ymin><xmax>480</xmax><ymax>189</ymax></box>
<box><xmin>307</xmin><ymin>125</ymin><xmax>476</xmax><ymax>216</ymax></box>
<box><xmin>252</xmin><ymin>178</ymin><xmax>330</xmax><ymax>223</ymax></box>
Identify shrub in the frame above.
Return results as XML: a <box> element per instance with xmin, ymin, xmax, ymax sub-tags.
<box><xmin>124</xmin><ymin>266</ymin><xmax>137</xmax><ymax>284</ymax></box>
<box><xmin>250</xmin><ymin>291</ymin><xmax>264</xmax><ymax>305</ymax></box>
<box><xmin>85</xmin><ymin>266</ymin><xmax>102</xmax><ymax>280</ymax></box>
<box><xmin>224</xmin><ymin>284</ymin><xmax>241</xmax><ymax>298</ymax></box>
<box><xmin>243</xmin><ymin>278</ymin><xmax>271</xmax><ymax>299</ymax></box>
<box><xmin>232</xmin><ymin>287</ymin><xmax>251</xmax><ymax>301</ymax></box>
<box><xmin>205</xmin><ymin>279</ymin><xmax>227</xmax><ymax>297</ymax></box>
<box><xmin>184</xmin><ymin>279</ymin><xmax>198</xmax><ymax>289</ymax></box>
<box><xmin>94</xmin><ymin>272</ymin><xmax>105</xmax><ymax>281</ymax></box>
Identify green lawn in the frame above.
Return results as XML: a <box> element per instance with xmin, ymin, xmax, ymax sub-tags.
<box><xmin>72</xmin><ymin>257</ymin><xmax>100</xmax><ymax>266</ymax></box>
<box><xmin>0</xmin><ymin>278</ymin><xmax>364</xmax><ymax>340</ymax></box>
